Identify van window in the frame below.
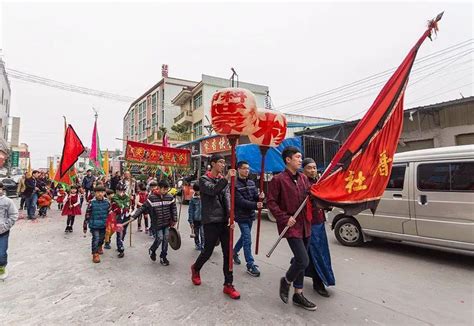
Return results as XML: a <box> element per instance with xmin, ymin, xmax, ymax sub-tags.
<box><xmin>386</xmin><ymin>166</ymin><xmax>406</xmax><ymax>190</ymax></box>
<box><xmin>451</xmin><ymin>162</ymin><xmax>474</xmax><ymax>191</ymax></box>
<box><xmin>418</xmin><ymin>162</ymin><xmax>474</xmax><ymax>192</ymax></box>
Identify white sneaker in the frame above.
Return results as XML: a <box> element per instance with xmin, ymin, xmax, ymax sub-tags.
<box><xmin>0</xmin><ymin>266</ymin><xmax>8</xmax><ymax>280</ymax></box>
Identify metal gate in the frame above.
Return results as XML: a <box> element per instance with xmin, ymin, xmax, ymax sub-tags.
<box><xmin>302</xmin><ymin>135</ymin><xmax>340</xmax><ymax>171</ymax></box>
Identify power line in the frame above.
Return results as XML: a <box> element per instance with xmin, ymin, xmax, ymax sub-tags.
<box><xmin>7</xmin><ymin>68</ymin><xmax>135</xmax><ymax>103</ymax></box>
<box><xmin>275</xmin><ymin>39</ymin><xmax>473</xmax><ymax>113</ymax></box>
<box><xmin>281</xmin><ymin>49</ymin><xmax>473</xmax><ymax>116</ymax></box>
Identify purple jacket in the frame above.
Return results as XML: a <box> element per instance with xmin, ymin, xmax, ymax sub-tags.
<box><xmin>267</xmin><ymin>169</ymin><xmax>311</xmax><ymax>239</ymax></box>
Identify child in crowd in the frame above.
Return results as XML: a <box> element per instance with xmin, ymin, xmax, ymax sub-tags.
<box><xmin>130</xmin><ymin>180</ymin><xmax>177</xmax><ymax>266</ymax></box>
<box><xmin>136</xmin><ymin>183</ymin><xmax>149</xmax><ymax>233</ymax></box>
<box><xmin>104</xmin><ymin>189</ymin><xmax>115</xmax><ymax>249</ymax></box>
<box><xmin>188</xmin><ymin>183</ymin><xmax>203</xmax><ymax>251</ymax></box>
<box><xmin>62</xmin><ymin>186</ymin><xmax>82</xmax><ymax>232</ymax></box>
<box><xmin>83</xmin><ymin>186</ymin><xmax>110</xmax><ymax>263</ymax></box>
<box><xmin>55</xmin><ymin>185</ymin><xmax>66</xmax><ymax>210</ymax></box>
<box><xmin>37</xmin><ymin>190</ymin><xmax>52</xmax><ymax>217</ymax></box>
<box><xmin>110</xmin><ymin>184</ymin><xmax>130</xmax><ymax>258</ymax></box>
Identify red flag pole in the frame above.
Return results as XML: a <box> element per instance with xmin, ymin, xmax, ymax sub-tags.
<box><xmin>227</xmin><ymin>135</ymin><xmax>239</xmax><ymax>272</ymax></box>
<box><xmin>255</xmin><ymin>146</ymin><xmax>268</xmax><ymax>255</ymax></box>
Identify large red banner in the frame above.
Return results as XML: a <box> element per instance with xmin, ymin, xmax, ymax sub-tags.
<box><xmin>125</xmin><ymin>141</ymin><xmax>190</xmax><ymax>167</ymax></box>
<box><xmin>311</xmin><ymin>14</ymin><xmax>443</xmax><ymax>216</ymax></box>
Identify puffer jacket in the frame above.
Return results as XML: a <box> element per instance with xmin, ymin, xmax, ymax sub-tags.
<box><xmin>199</xmin><ymin>173</ymin><xmax>230</xmax><ymax>225</ymax></box>
<box><xmin>235</xmin><ymin>177</ymin><xmax>259</xmax><ymax>222</ymax></box>
<box><xmin>132</xmin><ymin>192</ymin><xmax>177</xmax><ymax>231</ymax></box>
<box><xmin>0</xmin><ymin>194</ymin><xmax>19</xmax><ymax>235</ymax></box>
<box><xmin>85</xmin><ymin>198</ymin><xmax>110</xmax><ymax>229</ymax></box>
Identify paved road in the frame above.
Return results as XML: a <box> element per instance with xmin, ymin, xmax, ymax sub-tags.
<box><xmin>1</xmin><ymin>201</ymin><xmax>473</xmax><ymax>325</ymax></box>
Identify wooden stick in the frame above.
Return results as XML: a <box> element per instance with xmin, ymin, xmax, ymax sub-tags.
<box><xmin>255</xmin><ymin>146</ymin><xmax>269</xmax><ymax>255</ymax></box>
<box><xmin>266</xmin><ymin>196</ymin><xmax>308</xmax><ymax>258</ymax></box>
<box><xmin>227</xmin><ymin>135</ymin><xmax>239</xmax><ymax>272</ymax></box>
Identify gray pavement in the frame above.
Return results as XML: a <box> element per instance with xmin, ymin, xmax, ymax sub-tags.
<box><xmin>1</xmin><ymin>200</ymin><xmax>473</xmax><ymax>325</ymax></box>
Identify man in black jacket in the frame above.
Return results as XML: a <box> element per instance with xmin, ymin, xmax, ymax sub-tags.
<box><xmin>82</xmin><ymin>170</ymin><xmax>96</xmax><ymax>201</ymax></box>
<box><xmin>24</xmin><ymin>170</ymin><xmax>40</xmax><ymax>220</ymax></box>
<box><xmin>190</xmin><ymin>154</ymin><xmax>241</xmax><ymax>300</ymax></box>
<box><xmin>232</xmin><ymin>161</ymin><xmax>264</xmax><ymax>277</ymax></box>
<box><xmin>130</xmin><ymin>180</ymin><xmax>177</xmax><ymax>266</ymax></box>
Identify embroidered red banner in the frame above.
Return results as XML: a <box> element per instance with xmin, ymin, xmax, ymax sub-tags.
<box><xmin>125</xmin><ymin>141</ymin><xmax>191</xmax><ymax>167</ymax></box>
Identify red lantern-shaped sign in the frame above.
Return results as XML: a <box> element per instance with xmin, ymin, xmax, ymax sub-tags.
<box><xmin>249</xmin><ymin>109</ymin><xmax>287</xmax><ymax>147</ymax></box>
<box><xmin>211</xmin><ymin>88</ymin><xmax>258</xmax><ymax>135</ymax></box>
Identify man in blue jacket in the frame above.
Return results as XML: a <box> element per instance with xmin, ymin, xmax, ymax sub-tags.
<box><xmin>233</xmin><ymin>161</ymin><xmax>264</xmax><ymax>277</ymax></box>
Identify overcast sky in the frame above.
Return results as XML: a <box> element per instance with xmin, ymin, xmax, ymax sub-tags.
<box><xmin>2</xmin><ymin>1</ymin><xmax>472</xmax><ymax>167</ymax></box>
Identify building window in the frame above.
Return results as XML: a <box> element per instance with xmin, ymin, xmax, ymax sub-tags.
<box><xmin>193</xmin><ymin>120</ymin><xmax>203</xmax><ymax>138</ymax></box>
<box><xmin>151</xmin><ymin>92</ymin><xmax>158</xmax><ymax>131</ymax></box>
<box><xmin>193</xmin><ymin>91</ymin><xmax>202</xmax><ymax>110</ymax></box>
<box><xmin>138</xmin><ymin>101</ymin><xmax>147</xmax><ymax>140</ymax></box>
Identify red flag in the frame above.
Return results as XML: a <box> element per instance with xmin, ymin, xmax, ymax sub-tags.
<box><xmin>59</xmin><ymin>125</ymin><xmax>85</xmax><ymax>177</ymax></box>
<box><xmin>311</xmin><ymin>13</ymin><xmax>443</xmax><ymax>216</ymax></box>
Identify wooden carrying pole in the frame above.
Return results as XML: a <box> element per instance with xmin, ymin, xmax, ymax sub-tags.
<box><xmin>227</xmin><ymin>135</ymin><xmax>239</xmax><ymax>272</ymax></box>
<box><xmin>255</xmin><ymin>146</ymin><xmax>269</xmax><ymax>255</ymax></box>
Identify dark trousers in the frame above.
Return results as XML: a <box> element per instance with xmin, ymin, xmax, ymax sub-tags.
<box><xmin>20</xmin><ymin>195</ymin><xmax>26</xmax><ymax>209</ymax></box>
<box><xmin>193</xmin><ymin>221</ymin><xmax>204</xmax><ymax>247</ymax></box>
<box><xmin>116</xmin><ymin>214</ymin><xmax>129</xmax><ymax>252</ymax></box>
<box><xmin>286</xmin><ymin>237</ymin><xmax>310</xmax><ymax>289</ymax></box>
<box><xmin>39</xmin><ymin>206</ymin><xmax>48</xmax><ymax>216</ymax></box>
<box><xmin>66</xmin><ymin>215</ymin><xmax>75</xmax><ymax>227</ymax></box>
<box><xmin>137</xmin><ymin>214</ymin><xmax>149</xmax><ymax>229</ymax></box>
<box><xmin>91</xmin><ymin>228</ymin><xmax>106</xmax><ymax>254</ymax></box>
<box><xmin>58</xmin><ymin>203</ymin><xmax>64</xmax><ymax>210</ymax></box>
<box><xmin>194</xmin><ymin>222</ymin><xmax>233</xmax><ymax>285</ymax></box>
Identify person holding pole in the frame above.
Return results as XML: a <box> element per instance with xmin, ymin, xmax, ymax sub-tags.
<box><xmin>267</xmin><ymin>146</ymin><xmax>317</xmax><ymax>311</ymax></box>
<box><xmin>190</xmin><ymin>154</ymin><xmax>241</xmax><ymax>300</ymax></box>
<box><xmin>232</xmin><ymin>160</ymin><xmax>263</xmax><ymax>277</ymax></box>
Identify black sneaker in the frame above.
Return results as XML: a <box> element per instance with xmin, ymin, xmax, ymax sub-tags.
<box><xmin>69</xmin><ymin>227</ymin><xmax>73</xmax><ymax>233</ymax></box>
<box><xmin>247</xmin><ymin>265</ymin><xmax>261</xmax><ymax>277</ymax></box>
<box><xmin>118</xmin><ymin>251</ymin><xmax>125</xmax><ymax>258</ymax></box>
<box><xmin>279</xmin><ymin>277</ymin><xmax>290</xmax><ymax>304</ymax></box>
<box><xmin>160</xmin><ymin>257</ymin><xmax>170</xmax><ymax>266</ymax></box>
<box><xmin>233</xmin><ymin>253</ymin><xmax>241</xmax><ymax>265</ymax></box>
<box><xmin>292</xmin><ymin>293</ymin><xmax>317</xmax><ymax>311</ymax></box>
<box><xmin>104</xmin><ymin>243</ymin><xmax>111</xmax><ymax>249</ymax></box>
<box><xmin>149</xmin><ymin>249</ymin><xmax>156</xmax><ymax>262</ymax></box>
<box><xmin>65</xmin><ymin>226</ymin><xmax>69</xmax><ymax>233</ymax></box>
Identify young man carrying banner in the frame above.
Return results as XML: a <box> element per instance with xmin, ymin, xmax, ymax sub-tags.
<box><xmin>267</xmin><ymin>146</ymin><xmax>317</xmax><ymax>311</ymax></box>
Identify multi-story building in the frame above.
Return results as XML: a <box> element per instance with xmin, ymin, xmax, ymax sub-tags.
<box><xmin>122</xmin><ymin>65</ymin><xmax>197</xmax><ymax>146</ymax></box>
<box><xmin>171</xmin><ymin>74</ymin><xmax>269</xmax><ymax>141</ymax></box>
<box><xmin>0</xmin><ymin>59</ymin><xmax>11</xmax><ymax>168</ymax></box>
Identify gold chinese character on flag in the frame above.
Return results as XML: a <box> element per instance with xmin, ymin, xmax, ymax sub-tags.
<box><xmin>345</xmin><ymin>170</ymin><xmax>368</xmax><ymax>194</ymax></box>
<box><xmin>377</xmin><ymin>150</ymin><xmax>393</xmax><ymax>177</ymax></box>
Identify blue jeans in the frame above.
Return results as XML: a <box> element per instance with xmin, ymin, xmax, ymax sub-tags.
<box><xmin>234</xmin><ymin>220</ymin><xmax>255</xmax><ymax>268</ymax></box>
<box><xmin>25</xmin><ymin>193</ymin><xmax>38</xmax><ymax>218</ymax></box>
<box><xmin>91</xmin><ymin>228</ymin><xmax>106</xmax><ymax>254</ymax></box>
<box><xmin>150</xmin><ymin>227</ymin><xmax>169</xmax><ymax>258</ymax></box>
<box><xmin>0</xmin><ymin>231</ymin><xmax>9</xmax><ymax>267</ymax></box>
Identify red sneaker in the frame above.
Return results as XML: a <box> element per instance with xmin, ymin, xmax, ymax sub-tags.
<box><xmin>191</xmin><ymin>264</ymin><xmax>201</xmax><ymax>286</ymax></box>
<box><xmin>97</xmin><ymin>246</ymin><xmax>104</xmax><ymax>255</ymax></box>
<box><xmin>223</xmin><ymin>284</ymin><xmax>241</xmax><ymax>300</ymax></box>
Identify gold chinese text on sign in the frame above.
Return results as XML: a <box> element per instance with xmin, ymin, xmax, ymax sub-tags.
<box><xmin>345</xmin><ymin>171</ymin><xmax>368</xmax><ymax>194</ymax></box>
<box><xmin>377</xmin><ymin>150</ymin><xmax>393</xmax><ymax>177</ymax></box>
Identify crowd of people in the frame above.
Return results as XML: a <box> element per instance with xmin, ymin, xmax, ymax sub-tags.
<box><xmin>1</xmin><ymin>146</ymin><xmax>336</xmax><ymax>311</ymax></box>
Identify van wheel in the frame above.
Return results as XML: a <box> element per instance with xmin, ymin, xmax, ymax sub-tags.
<box><xmin>266</xmin><ymin>210</ymin><xmax>276</xmax><ymax>223</ymax></box>
<box><xmin>334</xmin><ymin>217</ymin><xmax>363</xmax><ymax>247</ymax></box>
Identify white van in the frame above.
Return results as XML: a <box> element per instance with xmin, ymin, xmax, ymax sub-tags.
<box><xmin>328</xmin><ymin>145</ymin><xmax>474</xmax><ymax>253</ymax></box>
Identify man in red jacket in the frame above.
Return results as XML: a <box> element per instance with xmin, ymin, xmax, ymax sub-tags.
<box><xmin>267</xmin><ymin>146</ymin><xmax>317</xmax><ymax>311</ymax></box>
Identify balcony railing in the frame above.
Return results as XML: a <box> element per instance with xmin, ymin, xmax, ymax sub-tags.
<box><xmin>173</xmin><ymin>110</ymin><xmax>193</xmax><ymax>124</ymax></box>
<box><xmin>147</xmin><ymin>130</ymin><xmax>192</xmax><ymax>143</ymax></box>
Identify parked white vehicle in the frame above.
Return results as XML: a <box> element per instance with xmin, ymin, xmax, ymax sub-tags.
<box><xmin>328</xmin><ymin>145</ymin><xmax>474</xmax><ymax>253</ymax></box>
